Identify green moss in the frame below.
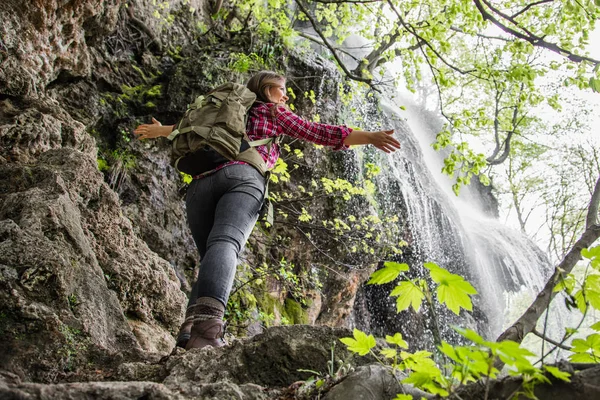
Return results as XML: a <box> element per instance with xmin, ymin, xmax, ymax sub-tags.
<box><xmin>58</xmin><ymin>322</ymin><xmax>88</xmax><ymax>372</ymax></box>
<box><xmin>256</xmin><ymin>291</ymin><xmax>279</xmax><ymax>316</ymax></box>
<box><xmin>146</xmin><ymin>85</ymin><xmax>162</xmax><ymax>98</ymax></box>
<box><xmin>131</xmin><ymin>64</ymin><xmax>159</xmax><ymax>82</ymax></box>
<box><xmin>283</xmin><ymin>298</ymin><xmax>309</xmax><ymax>325</ymax></box>
<box><xmin>118</xmin><ymin>84</ymin><xmax>163</xmax><ymax>107</ymax></box>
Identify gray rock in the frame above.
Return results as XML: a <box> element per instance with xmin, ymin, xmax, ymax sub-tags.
<box><xmin>0</xmin><ymin>148</ymin><xmax>185</xmax><ymax>381</ymax></box>
<box><xmin>163</xmin><ymin>325</ymin><xmax>369</xmax><ymax>390</ymax></box>
<box><xmin>0</xmin><ymin>380</ymin><xmax>183</xmax><ymax>400</ymax></box>
<box><xmin>324</xmin><ymin>364</ymin><xmax>433</xmax><ymax>400</ymax></box>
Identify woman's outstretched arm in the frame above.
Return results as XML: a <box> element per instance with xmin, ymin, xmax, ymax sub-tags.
<box><xmin>134</xmin><ymin>118</ymin><xmax>174</xmax><ymax>139</ymax></box>
<box><xmin>343</xmin><ymin>129</ymin><xmax>401</xmax><ymax>153</ymax></box>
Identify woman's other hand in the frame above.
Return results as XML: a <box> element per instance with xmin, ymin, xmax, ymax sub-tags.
<box><xmin>369</xmin><ymin>129</ymin><xmax>401</xmax><ymax>153</ymax></box>
<box><xmin>134</xmin><ymin>118</ymin><xmax>174</xmax><ymax>139</ymax></box>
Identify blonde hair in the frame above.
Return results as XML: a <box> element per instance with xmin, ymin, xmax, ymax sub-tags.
<box><xmin>246</xmin><ymin>71</ymin><xmax>286</xmax><ymax>105</ymax></box>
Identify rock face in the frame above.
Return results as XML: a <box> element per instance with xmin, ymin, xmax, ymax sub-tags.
<box><xmin>0</xmin><ymin>145</ymin><xmax>186</xmax><ymax>381</ymax></box>
<box><xmin>0</xmin><ymin>0</ymin><xmax>120</xmax><ymax>97</ymax></box>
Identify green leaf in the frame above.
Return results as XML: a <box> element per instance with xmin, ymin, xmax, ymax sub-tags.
<box><xmin>392</xmin><ymin>395</ymin><xmax>413</xmax><ymax>400</ymax></box>
<box><xmin>574</xmin><ymin>289</ymin><xmax>588</xmax><ymax>312</ymax></box>
<box><xmin>554</xmin><ymin>273</ymin><xmax>576</xmax><ymax>294</ymax></box>
<box><xmin>570</xmin><ymin>352</ymin><xmax>597</xmax><ymax>363</ymax></box>
<box><xmin>402</xmin><ymin>371</ymin><xmax>433</xmax><ymax>387</ymax></box>
<box><xmin>454</xmin><ymin>327</ymin><xmax>489</xmax><ymax>346</ymax></box>
<box><xmin>340</xmin><ymin>329</ymin><xmax>376</xmax><ymax>356</ymax></box>
<box><xmin>437</xmin><ymin>279</ymin><xmax>477</xmax><ymax>314</ymax></box>
<box><xmin>402</xmin><ymin>364</ymin><xmax>447</xmax><ymax>396</ymax></box>
<box><xmin>425</xmin><ymin>264</ymin><xmax>477</xmax><ymax>314</ymax></box>
<box><xmin>391</xmin><ymin>280</ymin><xmax>425</xmax><ymax>312</ymax></box>
<box><xmin>589</xmin><ymin>77</ymin><xmax>600</xmax><ymax>93</ymax></box>
<box><xmin>581</xmin><ymin>245</ymin><xmax>600</xmax><ymax>260</ymax></box>
<box><xmin>381</xmin><ymin>348</ymin><xmax>398</xmax><ymax>358</ymax></box>
<box><xmin>438</xmin><ymin>341</ymin><xmax>460</xmax><ymax>363</ymax></box>
<box><xmin>401</xmin><ymin>350</ymin><xmax>437</xmax><ymax>371</ymax></box>
<box><xmin>582</xmin><ymin>245</ymin><xmax>600</xmax><ymax>270</ymax></box>
<box><xmin>386</xmin><ymin>333</ymin><xmax>409</xmax><ymax>348</ymax></box>
<box><xmin>544</xmin><ymin>366</ymin><xmax>571</xmax><ymax>382</ymax></box>
<box><xmin>591</xmin><ymin>321</ymin><xmax>600</xmax><ymax>331</ymax></box>
<box><xmin>494</xmin><ymin>340</ymin><xmax>537</xmax><ymax>370</ymax></box>
<box><xmin>570</xmin><ymin>334</ymin><xmax>600</xmax><ymax>363</ymax></box>
<box><xmin>368</xmin><ymin>262</ymin><xmax>409</xmax><ymax>285</ymax></box>
<box><xmin>587</xmin><ymin>289</ymin><xmax>600</xmax><ymax>310</ymax></box>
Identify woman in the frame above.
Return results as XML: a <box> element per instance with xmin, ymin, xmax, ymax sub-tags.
<box><xmin>134</xmin><ymin>71</ymin><xmax>401</xmax><ymax>350</ymax></box>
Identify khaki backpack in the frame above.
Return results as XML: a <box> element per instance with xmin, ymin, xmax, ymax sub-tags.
<box><xmin>167</xmin><ymin>82</ymin><xmax>276</xmax><ymax>176</ymax></box>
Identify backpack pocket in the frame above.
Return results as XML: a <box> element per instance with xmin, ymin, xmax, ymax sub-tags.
<box><xmin>214</xmin><ymin>98</ymin><xmax>246</xmax><ymax>135</ymax></box>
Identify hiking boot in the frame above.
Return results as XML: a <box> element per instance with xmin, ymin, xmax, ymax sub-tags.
<box><xmin>175</xmin><ymin>320</ymin><xmax>193</xmax><ymax>348</ymax></box>
<box><xmin>185</xmin><ymin>318</ymin><xmax>226</xmax><ymax>350</ymax></box>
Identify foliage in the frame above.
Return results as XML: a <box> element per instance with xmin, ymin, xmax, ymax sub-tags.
<box><xmin>340</xmin><ymin>260</ymin><xmax>585</xmax><ymax>398</ymax></box>
<box><xmin>228</xmin><ymin>52</ymin><xmax>268</xmax><ymax>73</ymax></box>
<box><xmin>230</xmin><ymin>0</ymin><xmax>599</xmax><ymax>193</ymax></box>
<box><xmin>225</xmin><ymin>256</ymin><xmax>320</xmax><ymax>331</ymax></box>
<box><xmin>340</xmin><ymin>329</ymin><xmax>377</xmax><ymax>356</ymax></box>
<box><xmin>264</xmin><ymin>143</ymin><xmax>406</xmax><ymax>268</ymax></box>
<box><xmin>551</xmin><ymin>244</ymin><xmax>600</xmax><ymax>364</ymax></box>
<box><xmin>369</xmin><ymin>261</ymin><xmax>477</xmax><ymax>315</ymax></box>
<box><xmin>225</xmin><ymin>120</ymin><xmax>406</xmax><ymax>334</ymax></box>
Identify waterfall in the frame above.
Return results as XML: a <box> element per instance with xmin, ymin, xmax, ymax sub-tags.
<box><xmin>351</xmin><ymin>90</ymin><xmax>554</xmax><ymax>347</ymax></box>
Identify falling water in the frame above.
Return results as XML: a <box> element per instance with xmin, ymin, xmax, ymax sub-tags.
<box><xmin>351</xmin><ymin>90</ymin><xmax>554</xmax><ymax>345</ymax></box>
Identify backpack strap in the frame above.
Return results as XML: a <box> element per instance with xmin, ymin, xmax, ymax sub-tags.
<box><xmin>168</xmin><ymin>125</ymin><xmax>211</xmax><ymax>141</ymax></box>
<box><xmin>259</xmin><ymin>171</ymin><xmax>274</xmax><ymax>226</ymax></box>
<box><xmin>248</xmin><ymin>137</ymin><xmax>275</xmax><ymax>147</ymax></box>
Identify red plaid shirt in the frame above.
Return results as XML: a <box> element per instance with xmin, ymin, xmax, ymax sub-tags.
<box><xmin>195</xmin><ymin>103</ymin><xmax>351</xmax><ymax>177</ymax></box>
<box><xmin>245</xmin><ymin>103</ymin><xmax>351</xmax><ymax>169</ymax></box>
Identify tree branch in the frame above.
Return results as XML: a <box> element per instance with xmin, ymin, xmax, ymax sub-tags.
<box><xmin>586</xmin><ymin>174</ymin><xmax>600</xmax><ymax>228</ymax></box>
<box><xmin>487</xmin><ymin>131</ymin><xmax>513</xmax><ymax>165</ymax></box>
<box><xmin>449</xmin><ymin>25</ymin><xmax>510</xmax><ymax>42</ymax></box>
<box><xmin>488</xmin><ymin>84</ymin><xmax>504</xmax><ymax>161</ymax></box>
<box><xmin>295</xmin><ymin>0</ymin><xmax>373</xmax><ymax>84</ymax></box>
<box><xmin>511</xmin><ymin>0</ymin><xmax>554</xmax><ymax>19</ymax></box>
<box><xmin>487</xmin><ymin>82</ymin><xmax>527</xmax><ymax>165</ymax></box>
<box><xmin>472</xmin><ymin>0</ymin><xmax>600</xmax><ymax>65</ymax></box>
<box><xmin>531</xmin><ymin>328</ymin><xmax>571</xmax><ymax>351</ymax></box>
<box><xmin>387</xmin><ymin>1</ymin><xmax>477</xmax><ymax>76</ymax></box>
<box><xmin>126</xmin><ymin>4</ymin><xmax>162</xmax><ymax>52</ymax></box>
<box><xmin>354</xmin><ymin>29</ymin><xmax>402</xmax><ymax>76</ymax></box>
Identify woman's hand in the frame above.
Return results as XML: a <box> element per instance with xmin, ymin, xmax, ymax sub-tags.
<box><xmin>368</xmin><ymin>129</ymin><xmax>401</xmax><ymax>153</ymax></box>
<box><xmin>343</xmin><ymin>129</ymin><xmax>401</xmax><ymax>153</ymax></box>
<box><xmin>133</xmin><ymin>118</ymin><xmax>174</xmax><ymax>139</ymax></box>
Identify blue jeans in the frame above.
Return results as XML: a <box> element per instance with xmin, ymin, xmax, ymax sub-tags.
<box><xmin>185</xmin><ymin>164</ymin><xmax>266</xmax><ymax>308</ymax></box>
